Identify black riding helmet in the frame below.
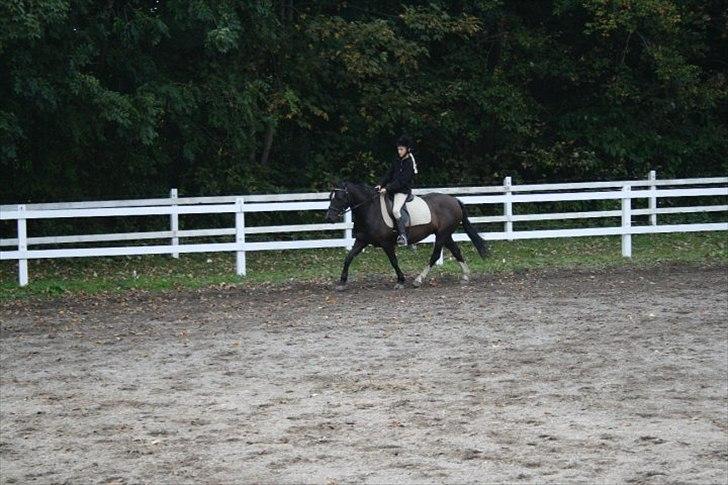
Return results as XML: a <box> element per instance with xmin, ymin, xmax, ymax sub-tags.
<box><xmin>396</xmin><ymin>135</ymin><xmax>414</xmax><ymax>151</ymax></box>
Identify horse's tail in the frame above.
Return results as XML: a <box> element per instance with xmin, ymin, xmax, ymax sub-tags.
<box><xmin>458</xmin><ymin>200</ymin><xmax>490</xmax><ymax>258</ymax></box>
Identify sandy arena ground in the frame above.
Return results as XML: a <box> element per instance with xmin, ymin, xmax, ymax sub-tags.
<box><xmin>1</xmin><ymin>264</ymin><xmax>727</xmax><ymax>484</ymax></box>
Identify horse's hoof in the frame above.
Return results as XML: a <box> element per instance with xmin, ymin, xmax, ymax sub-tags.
<box><xmin>413</xmin><ymin>278</ymin><xmax>423</xmax><ymax>288</ymax></box>
<box><xmin>394</xmin><ymin>283</ymin><xmax>405</xmax><ymax>290</ymax></box>
<box><xmin>335</xmin><ymin>283</ymin><xmax>347</xmax><ymax>292</ymax></box>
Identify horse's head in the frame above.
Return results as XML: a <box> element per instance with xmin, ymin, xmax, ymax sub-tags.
<box><xmin>324</xmin><ymin>182</ymin><xmax>350</xmax><ymax>223</ymax></box>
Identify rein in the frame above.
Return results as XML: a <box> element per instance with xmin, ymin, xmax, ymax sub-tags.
<box><xmin>330</xmin><ymin>188</ymin><xmax>379</xmax><ymax>215</ymax></box>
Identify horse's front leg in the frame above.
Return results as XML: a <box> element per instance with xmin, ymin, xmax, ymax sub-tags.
<box><xmin>383</xmin><ymin>244</ymin><xmax>406</xmax><ymax>290</ymax></box>
<box><xmin>336</xmin><ymin>238</ymin><xmax>367</xmax><ymax>291</ymax></box>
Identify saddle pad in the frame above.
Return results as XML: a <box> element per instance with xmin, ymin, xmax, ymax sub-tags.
<box><xmin>380</xmin><ymin>194</ymin><xmax>432</xmax><ymax>229</ymax></box>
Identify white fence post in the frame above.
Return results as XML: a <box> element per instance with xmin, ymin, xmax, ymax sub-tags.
<box><xmin>235</xmin><ymin>198</ymin><xmax>246</xmax><ymax>276</ymax></box>
<box><xmin>504</xmin><ymin>176</ymin><xmax>513</xmax><ymax>241</ymax></box>
<box><xmin>17</xmin><ymin>205</ymin><xmax>28</xmax><ymax>286</ymax></box>
<box><xmin>621</xmin><ymin>186</ymin><xmax>632</xmax><ymax>258</ymax></box>
<box><xmin>170</xmin><ymin>188</ymin><xmax>179</xmax><ymax>258</ymax></box>
<box><xmin>648</xmin><ymin>170</ymin><xmax>657</xmax><ymax>226</ymax></box>
<box><xmin>344</xmin><ymin>210</ymin><xmax>353</xmax><ymax>250</ymax></box>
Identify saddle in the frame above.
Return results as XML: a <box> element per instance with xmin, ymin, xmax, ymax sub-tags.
<box><xmin>380</xmin><ymin>193</ymin><xmax>432</xmax><ymax>229</ymax></box>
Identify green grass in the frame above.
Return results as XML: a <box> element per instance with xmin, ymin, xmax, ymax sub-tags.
<box><xmin>1</xmin><ymin>232</ymin><xmax>726</xmax><ymax>300</ymax></box>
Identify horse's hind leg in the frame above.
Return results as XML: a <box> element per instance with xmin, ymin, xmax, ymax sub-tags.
<box><xmin>414</xmin><ymin>238</ymin><xmax>445</xmax><ymax>287</ymax></box>
<box><xmin>444</xmin><ymin>236</ymin><xmax>470</xmax><ymax>282</ymax></box>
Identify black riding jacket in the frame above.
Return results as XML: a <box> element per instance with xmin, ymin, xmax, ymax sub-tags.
<box><xmin>379</xmin><ymin>154</ymin><xmax>415</xmax><ymax>195</ymax></box>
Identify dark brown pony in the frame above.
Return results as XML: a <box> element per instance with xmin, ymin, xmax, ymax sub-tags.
<box><xmin>324</xmin><ymin>182</ymin><xmax>489</xmax><ymax>290</ymax></box>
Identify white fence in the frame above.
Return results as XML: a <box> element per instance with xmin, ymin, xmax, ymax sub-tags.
<box><xmin>1</xmin><ymin>171</ymin><xmax>726</xmax><ymax>286</ymax></box>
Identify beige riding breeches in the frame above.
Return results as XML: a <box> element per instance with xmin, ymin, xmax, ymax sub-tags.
<box><xmin>392</xmin><ymin>193</ymin><xmax>407</xmax><ymax>220</ymax></box>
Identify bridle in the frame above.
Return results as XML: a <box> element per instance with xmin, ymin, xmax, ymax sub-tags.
<box><xmin>328</xmin><ymin>186</ymin><xmax>379</xmax><ymax>215</ymax></box>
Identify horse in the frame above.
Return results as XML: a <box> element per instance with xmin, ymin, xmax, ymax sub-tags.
<box><xmin>324</xmin><ymin>181</ymin><xmax>489</xmax><ymax>290</ymax></box>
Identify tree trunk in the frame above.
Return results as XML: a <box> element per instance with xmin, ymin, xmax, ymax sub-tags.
<box><xmin>260</xmin><ymin>123</ymin><xmax>275</xmax><ymax>166</ymax></box>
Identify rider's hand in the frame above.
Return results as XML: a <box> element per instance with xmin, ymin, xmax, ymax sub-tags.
<box><xmin>380</xmin><ymin>187</ymin><xmax>386</xmax><ymax>194</ymax></box>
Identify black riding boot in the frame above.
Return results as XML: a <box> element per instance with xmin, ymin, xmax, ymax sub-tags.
<box><xmin>395</xmin><ymin>217</ymin><xmax>408</xmax><ymax>246</ymax></box>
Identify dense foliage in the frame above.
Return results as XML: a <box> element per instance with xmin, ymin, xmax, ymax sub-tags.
<box><xmin>2</xmin><ymin>0</ymin><xmax>726</xmax><ymax>204</ymax></box>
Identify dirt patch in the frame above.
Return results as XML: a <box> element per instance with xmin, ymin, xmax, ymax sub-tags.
<box><xmin>1</xmin><ymin>265</ymin><xmax>727</xmax><ymax>483</ymax></box>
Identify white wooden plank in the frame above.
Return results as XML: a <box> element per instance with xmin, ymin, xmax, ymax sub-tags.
<box><xmin>0</xmin><ymin>204</ymin><xmax>235</xmax><ymax>220</ymax></box>
<box><xmin>1</xmin><ymin>242</ymin><xmax>241</xmax><ymax>260</ymax></box>
<box><xmin>414</xmin><ymin>185</ymin><xmax>507</xmax><ymax>195</ymax></box>
<box><xmin>633</xmin><ymin>205</ymin><xmax>728</xmax><ymax>215</ymax></box>
<box><xmin>177</xmin><ymin>193</ymin><xmax>329</xmax><ymax>204</ymax></box>
<box><xmin>629</xmin><ymin>223</ymin><xmax>728</xmax><ymax>234</ymax></box>
<box><xmin>0</xmin><ymin>192</ymin><xmax>331</xmax><ymax>213</ymax></box>
<box><xmin>0</xmin><ymin>197</ymin><xmax>173</xmax><ymax>212</ymax></box>
<box><xmin>0</xmin><ymin>223</ymin><xmax>353</xmax><ymax>247</ymax></box>
<box><xmin>456</xmin><ymin>187</ymin><xmax>727</xmax><ymax>206</ymax></box>
<box><xmin>0</xmin><ymin>230</ymin><xmax>175</xmax><ymax>247</ymax></box>
<box><xmin>454</xmin><ymin>222</ymin><xmax>727</xmax><ymax>242</ymax></box>
<box><xmin>515</xmin><ymin>210</ymin><xmax>621</xmax><ymax>221</ymax></box>
<box><xmin>0</xmin><ymin>229</ymin><xmax>231</xmax><ymax>247</ymax></box>
<box><xmin>246</xmin><ymin>223</ymin><xmax>350</xmax><ymax>234</ymax></box>
<box><xmin>455</xmin><ymin>223</ymin><xmax>728</xmax><ymax>241</ymax></box>
<box><xmin>447</xmin><ymin>227</ymin><xmax>623</xmax><ymax>242</ymax></box>
<box><xmin>1</xmin><ymin>238</ymin><xmax>350</xmax><ymax>261</ymax></box>
<box><xmin>510</xmin><ymin>177</ymin><xmax>728</xmax><ymax>193</ymax></box>
<box><xmin>643</xmin><ymin>177</ymin><xmax>728</xmax><ymax>187</ymax></box>
<box><xmin>177</xmin><ymin>228</ymin><xmax>232</xmax><ymax>238</ymax></box>
<box><xmin>0</xmin><ymin>192</ymin><xmax>330</xmax><ymax>212</ymax></box>
<box><xmin>469</xmin><ymin>216</ymin><xmax>507</xmax><ymax>224</ymax></box>
<box><xmin>241</xmin><ymin>192</ymin><xmax>328</xmax><ymax>202</ymax></box>
<box><xmin>242</xmin><ymin>201</ymin><xmax>330</xmax><ymax>212</ymax></box>
<box><xmin>244</xmin><ymin>239</ymin><xmax>348</xmax><ymax>252</ymax></box>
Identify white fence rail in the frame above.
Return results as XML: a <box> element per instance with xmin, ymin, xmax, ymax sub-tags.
<box><xmin>1</xmin><ymin>172</ymin><xmax>726</xmax><ymax>286</ymax></box>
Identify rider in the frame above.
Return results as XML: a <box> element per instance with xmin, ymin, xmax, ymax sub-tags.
<box><xmin>375</xmin><ymin>135</ymin><xmax>419</xmax><ymax>246</ymax></box>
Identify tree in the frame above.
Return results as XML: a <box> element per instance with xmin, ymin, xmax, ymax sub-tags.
<box><xmin>1</xmin><ymin>0</ymin><xmax>725</xmax><ymax>208</ymax></box>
